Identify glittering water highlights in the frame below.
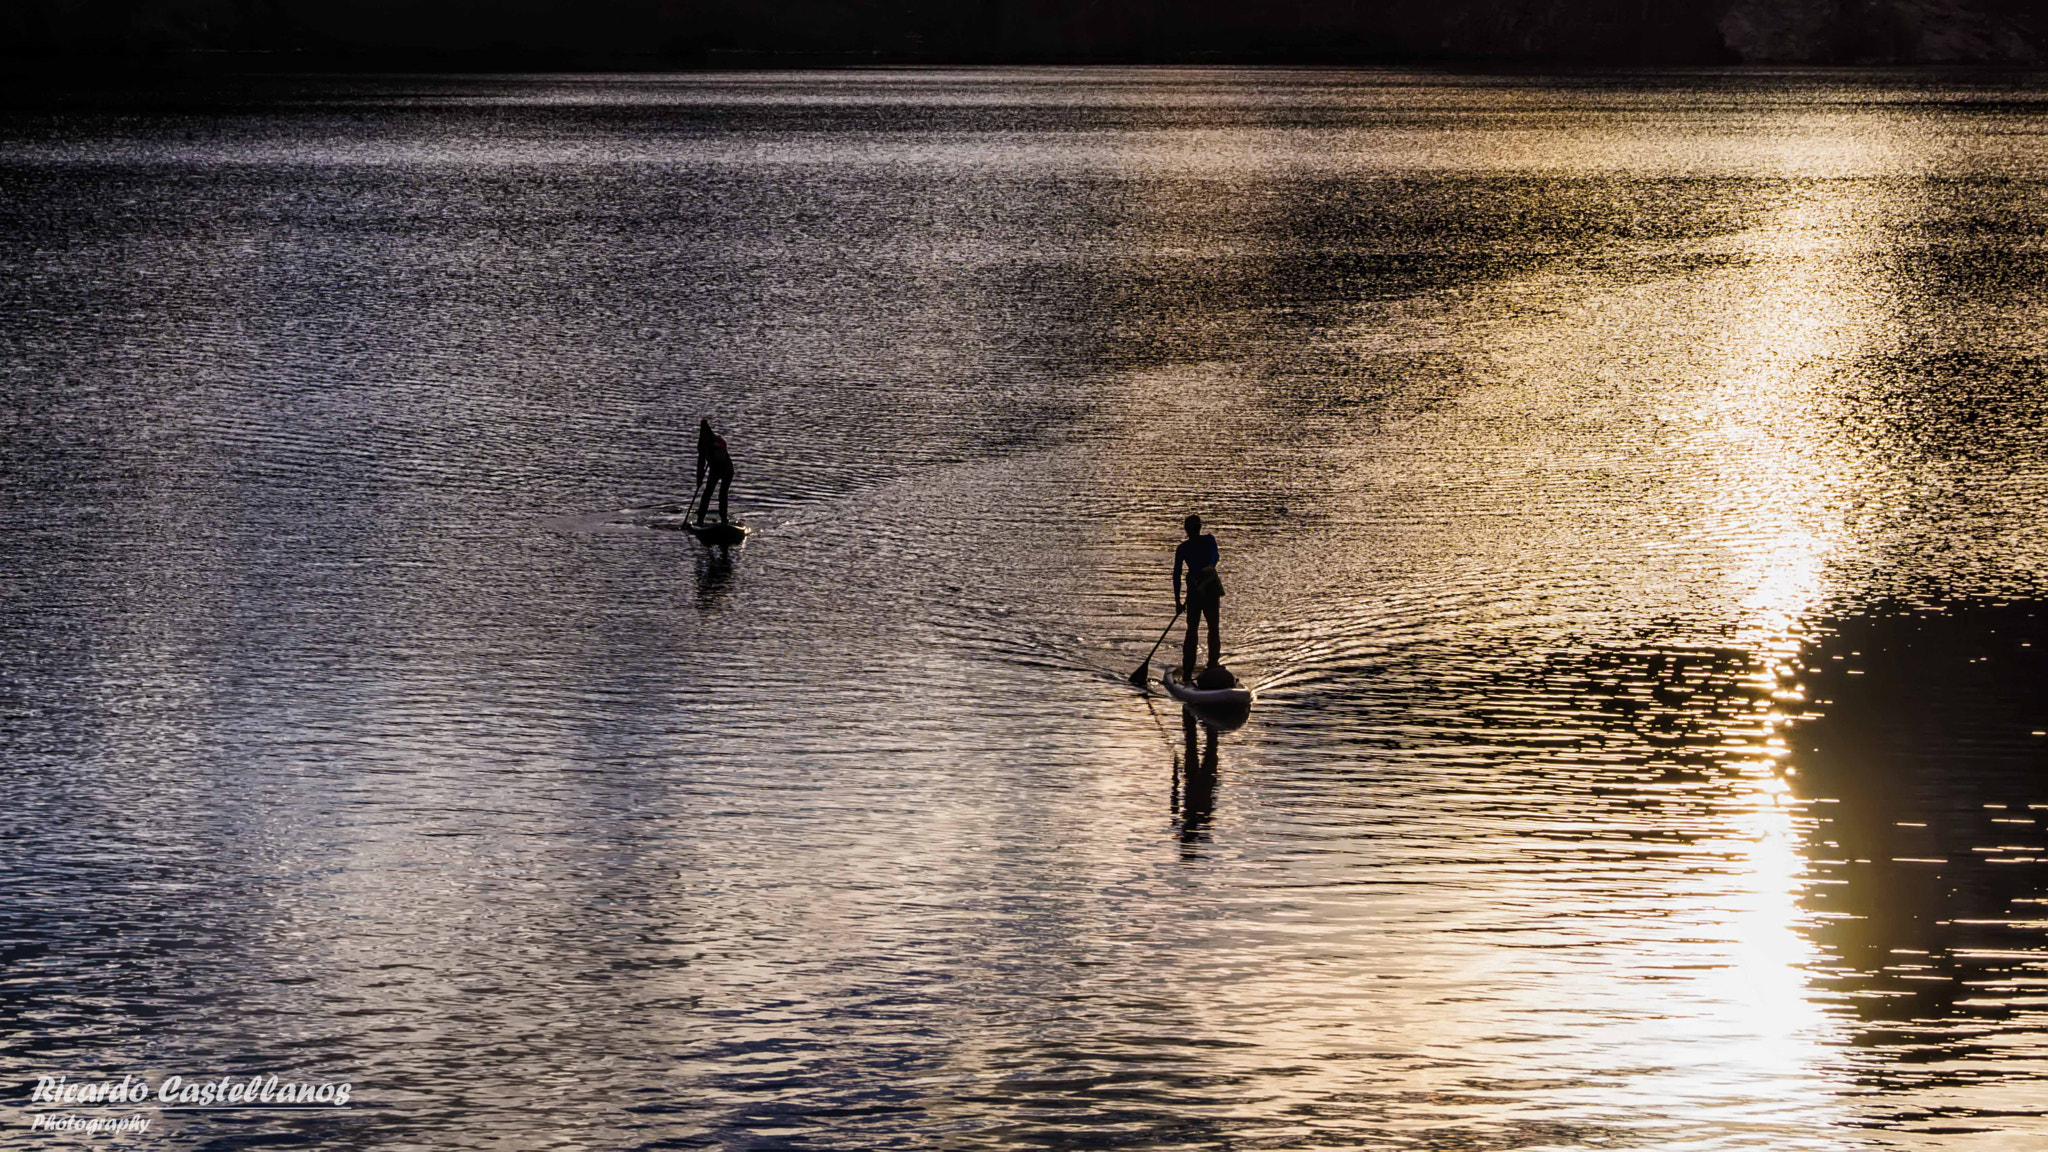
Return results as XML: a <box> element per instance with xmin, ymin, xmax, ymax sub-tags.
<box><xmin>4</xmin><ymin>68</ymin><xmax>2048</xmax><ymax>1149</ymax></box>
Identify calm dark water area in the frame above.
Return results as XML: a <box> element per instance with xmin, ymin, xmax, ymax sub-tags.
<box><xmin>4</xmin><ymin>69</ymin><xmax>2048</xmax><ymax>1148</ymax></box>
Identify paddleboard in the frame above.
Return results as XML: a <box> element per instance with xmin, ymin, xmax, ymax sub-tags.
<box><xmin>1161</xmin><ymin>667</ymin><xmax>1252</xmax><ymax>711</ymax></box>
<box><xmin>654</xmin><ymin>518</ymin><xmax>751</xmax><ymax>546</ymax></box>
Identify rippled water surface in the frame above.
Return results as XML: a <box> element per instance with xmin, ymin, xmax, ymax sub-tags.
<box><xmin>5</xmin><ymin>68</ymin><xmax>2048</xmax><ymax>1148</ymax></box>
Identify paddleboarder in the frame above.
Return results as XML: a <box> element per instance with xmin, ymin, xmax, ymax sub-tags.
<box><xmin>1173</xmin><ymin>514</ymin><xmax>1224</xmax><ymax>681</ymax></box>
<box><xmin>695</xmin><ymin>418</ymin><xmax>734</xmax><ymax>525</ymax></box>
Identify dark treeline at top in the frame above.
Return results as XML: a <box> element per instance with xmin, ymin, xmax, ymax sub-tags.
<box><xmin>3</xmin><ymin>0</ymin><xmax>2043</xmax><ymax>67</ymax></box>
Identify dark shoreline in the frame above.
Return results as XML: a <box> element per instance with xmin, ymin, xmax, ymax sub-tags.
<box><xmin>8</xmin><ymin>52</ymin><xmax>2048</xmax><ymax>76</ymax></box>
<box><xmin>8</xmin><ymin>0</ymin><xmax>2042</xmax><ymax>74</ymax></box>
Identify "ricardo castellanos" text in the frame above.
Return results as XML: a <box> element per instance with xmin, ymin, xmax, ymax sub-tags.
<box><xmin>32</xmin><ymin>1074</ymin><xmax>352</xmax><ymax>1107</ymax></box>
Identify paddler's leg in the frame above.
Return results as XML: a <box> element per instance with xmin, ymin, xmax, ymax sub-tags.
<box><xmin>1181</xmin><ymin>603</ymin><xmax>1199</xmax><ymax>681</ymax></box>
<box><xmin>695</xmin><ymin>480</ymin><xmax>713</xmax><ymax>524</ymax></box>
<box><xmin>1203</xmin><ymin>597</ymin><xmax>1221</xmax><ymax>669</ymax></box>
<box><xmin>715</xmin><ymin>471</ymin><xmax>731</xmax><ymax>523</ymax></box>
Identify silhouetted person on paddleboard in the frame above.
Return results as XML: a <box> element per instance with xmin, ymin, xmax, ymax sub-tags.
<box><xmin>695</xmin><ymin>418</ymin><xmax>734</xmax><ymax>525</ymax></box>
<box><xmin>1174</xmin><ymin>514</ymin><xmax>1224</xmax><ymax>680</ymax></box>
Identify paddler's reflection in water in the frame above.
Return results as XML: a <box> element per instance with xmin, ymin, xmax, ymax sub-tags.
<box><xmin>693</xmin><ymin>548</ymin><xmax>734</xmax><ymax>611</ymax></box>
<box><xmin>1173</xmin><ymin>708</ymin><xmax>1220</xmax><ymax>847</ymax></box>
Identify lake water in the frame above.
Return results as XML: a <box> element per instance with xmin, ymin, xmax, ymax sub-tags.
<box><xmin>4</xmin><ymin>68</ymin><xmax>2048</xmax><ymax>1149</ymax></box>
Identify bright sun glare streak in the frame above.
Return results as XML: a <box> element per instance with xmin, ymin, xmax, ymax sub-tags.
<box><xmin>1679</xmin><ymin>140</ymin><xmax>1912</xmax><ymax>1121</ymax></box>
<box><xmin>1718</xmin><ymin>767</ymin><xmax>1827</xmax><ymax>1061</ymax></box>
<box><xmin>1712</xmin><ymin>194</ymin><xmax>1886</xmax><ymax>666</ymax></box>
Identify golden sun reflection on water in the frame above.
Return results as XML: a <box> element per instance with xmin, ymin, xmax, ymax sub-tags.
<box><xmin>1658</xmin><ymin>154</ymin><xmax>1911</xmax><ymax>1126</ymax></box>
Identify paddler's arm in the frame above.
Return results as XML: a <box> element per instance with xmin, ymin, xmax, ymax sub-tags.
<box><xmin>1172</xmin><ymin>548</ymin><xmax>1184</xmax><ymax>609</ymax></box>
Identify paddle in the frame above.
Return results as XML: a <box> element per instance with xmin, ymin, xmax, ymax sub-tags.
<box><xmin>676</xmin><ymin>477</ymin><xmax>704</xmax><ymax>519</ymax></box>
<box><xmin>1128</xmin><ymin>605</ymin><xmax>1184</xmax><ymax>687</ymax></box>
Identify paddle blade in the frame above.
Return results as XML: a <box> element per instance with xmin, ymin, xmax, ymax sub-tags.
<box><xmin>1128</xmin><ymin>662</ymin><xmax>1150</xmax><ymax>687</ymax></box>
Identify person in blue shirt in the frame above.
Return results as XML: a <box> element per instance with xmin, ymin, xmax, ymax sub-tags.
<box><xmin>1173</xmin><ymin>514</ymin><xmax>1224</xmax><ymax>680</ymax></box>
